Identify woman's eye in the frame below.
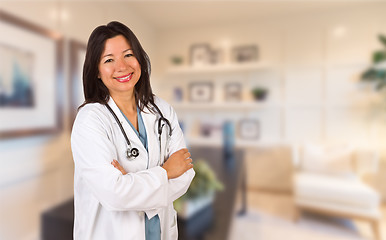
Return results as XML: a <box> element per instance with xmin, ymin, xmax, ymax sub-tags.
<box><xmin>104</xmin><ymin>59</ymin><xmax>113</xmax><ymax>63</ymax></box>
<box><xmin>125</xmin><ymin>53</ymin><xmax>134</xmax><ymax>58</ymax></box>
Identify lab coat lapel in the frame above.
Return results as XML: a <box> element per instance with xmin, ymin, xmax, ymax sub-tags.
<box><xmin>141</xmin><ymin>104</ymin><xmax>159</xmax><ymax>166</ymax></box>
<box><xmin>106</xmin><ymin>97</ymin><xmax>148</xmax><ymax>159</ymax></box>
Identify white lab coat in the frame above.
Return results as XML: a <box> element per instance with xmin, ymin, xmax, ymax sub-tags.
<box><xmin>71</xmin><ymin>96</ymin><xmax>195</xmax><ymax>240</ymax></box>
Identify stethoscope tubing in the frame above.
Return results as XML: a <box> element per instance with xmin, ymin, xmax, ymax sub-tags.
<box><xmin>105</xmin><ymin>102</ymin><xmax>172</xmax><ymax>160</ymax></box>
<box><xmin>105</xmin><ymin>104</ymin><xmax>132</xmax><ymax>147</ymax></box>
<box><xmin>151</xmin><ymin>103</ymin><xmax>172</xmax><ymax>137</ymax></box>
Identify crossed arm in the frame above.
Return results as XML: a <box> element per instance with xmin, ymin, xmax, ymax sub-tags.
<box><xmin>112</xmin><ymin>148</ymin><xmax>193</xmax><ymax>179</ymax></box>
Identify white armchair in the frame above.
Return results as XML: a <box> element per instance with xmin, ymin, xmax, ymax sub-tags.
<box><xmin>293</xmin><ymin>143</ymin><xmax>381</xmax><ymax>240</ymax></box>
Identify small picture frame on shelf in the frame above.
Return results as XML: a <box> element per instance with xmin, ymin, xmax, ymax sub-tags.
<box><xmin>224</xmin><ymin>82</ymin><xmax>242</xmax><ymax>102</ymax></box>
<box><xmin>189</xmin><ymin>82</ymin><xmax>213</xmax><ymax>102</ymax></box>
<box><xmin>238</xmin><ymin>119</ymin><xmax>259</xmax><ymax>139</ymax></box>
<box><xmin>211</xmin><ymin>48</ymin><xmax>224</xmax><ymax>65</ymax></box>
<box><xmin>199</xmin><ymin>119</ymin><xmax>222</xmax><ymax>138</ymax></box>
<box><xmin>190</xmin><ymin>44</ymin><xmax>212</xmax><ymax>67</ymax></box>
<box><xmin>232</xmin><ymin>45</ymin><xmax>258</xmax><ymax>63</ymax></box>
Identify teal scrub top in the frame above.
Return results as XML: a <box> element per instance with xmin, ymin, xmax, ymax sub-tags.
<box><xmin>120</xmin><ymin>107</ymin><xmax>161</xmax><ymax>240</ymax></box>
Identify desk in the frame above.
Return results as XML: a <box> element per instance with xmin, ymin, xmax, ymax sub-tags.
<box><xmin>41</xmin><ymin>198</ymin><xmax>74</xmax><ymax>240</ymax></box>
<box><xmin>178</xmin><ymin>147</ymin><xmax>245</xmax><ymax>240</ymax></box>
<box><xmin>41</xmin><ymin>147</ymin><xmax>245</xmax><ymax>240</ymax></box>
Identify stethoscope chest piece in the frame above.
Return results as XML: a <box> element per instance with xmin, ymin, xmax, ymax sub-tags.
<box><xmin>127</xmin><ymin>147</ymin><xmax>139</xmax><ymax>159</ymax></box>
<box><xmin>105</xmin><ymin>102</ymin><xmax>171</xmax><ymax>161</ymax></box>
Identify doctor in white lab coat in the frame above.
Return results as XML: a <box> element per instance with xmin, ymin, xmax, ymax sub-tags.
<box><xmin>71</xmin><ymin>21</ymin><xmax>195</xmax><ymax>240</ymax></box>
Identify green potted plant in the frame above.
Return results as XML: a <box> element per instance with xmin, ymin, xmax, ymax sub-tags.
<box><xmin>171</xmin><ymin>55</ymin><xmax>183</xmax><ymax>65</ymax></box>
<box><xmin>174</xmin><ymin>159</ymin><xmax>224</xmax><ymax>219</ymax></box>
<box><xmin>251</xmin><ymin>87</ymin><xmax>268</xmax><ymax>101</ymax></box>
<box><xmin>361</xmin><ymin>34</ymin><xmax>386</xmax><ymax>90</ymax></box>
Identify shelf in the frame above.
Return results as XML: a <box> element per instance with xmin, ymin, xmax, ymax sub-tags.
<box><xmin>281</xmin><ymin>61</ymin><xmax>368</xmax><ymax>70</ymax></box>
<box><xmin>173</xmin><ymin>102</ymin><xmax>361</xmax><ymax>110</ymax></box>
<box><xmin>166</xmin><ymin>61</ymin><xmax>271</xmax><ymax>75</ymax></box>
<box><xmin>187</xmin><ymin>137</ymin><xmax>222</xmax><ymax>147</ymax></box>
<box><xmin>172</xmin><ymin>101</ymin><xmax>280</xmax><ymax>110</ymax></box>
<box><xmin>283</xmin><ymin>103</ymin><xmax>325</xmax><ymax>108</ymax></box>
<box><xmin>283</xmin><ymin>103</ymin><xmax>368</xmax><ymax>108</ymax></box>
<box><xmin>186</xmin><ymin>136</ymin><xmax>273</xmax><ymax>148</ymax></box>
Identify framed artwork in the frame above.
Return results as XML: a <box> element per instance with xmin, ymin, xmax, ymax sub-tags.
<box><xmin>232</xmin><ymin>45</ymin><xmax>258</xmax><ymax>63</ymax></box>
<box><xmin>238</xmin><ymin>119</ymin><xmax>259</xmax><ymax>139</ymax></box>
<box><xmin>211</xmin><ymin>48</ymin><xmax>224</xmax><ymax>65</ymax></box>
<box><xmin>190</xmin><ymin>44</ymin><xmax>212</xmax><ymax>67</ymax></box>
<box><xmin>0</xmin><ymin>10</ymin><xmax>63</xmax><ymax>138</ymax></box>
<box><xmin>224</xmin><ymin>83</ymin><xmax>242</xmax><ymax>102</ymax></box>
<box><xmin>69</xmin><ymin>40</ymin><xmax>87</xmax><ymax>127</ymax></box>
<box><xmin>189</xmin><ymin>82</ymin><xmax>213</xmax><ymax>102</ymax></box>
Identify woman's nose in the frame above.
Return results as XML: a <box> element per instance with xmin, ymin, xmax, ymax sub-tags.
<box><xmin>115</xmin><ymin>58</ymin><xmax>127</xmax><ymax>71</ymax></box>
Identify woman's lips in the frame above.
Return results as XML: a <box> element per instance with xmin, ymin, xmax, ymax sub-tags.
<box><xmin>115</xmin><ymin>73</ymin><xmax>133</xmax><ymax>82</ymax></box>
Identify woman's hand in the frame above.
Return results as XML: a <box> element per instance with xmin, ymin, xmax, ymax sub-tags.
<box><xmin>162</xmin><ymin>148</ymin><xmax>193</xmax><ymax>179</ymax></box>
<box><xmin>111</xmin><ymin>160</ymin><xmax>127</xmax><ymax>175</ymax></box>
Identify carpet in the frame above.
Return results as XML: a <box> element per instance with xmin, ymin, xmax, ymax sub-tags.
<box><xmin>228</xmin><ymin>209</ymin><xmax>375</xmax><ymax>240</ymax></box>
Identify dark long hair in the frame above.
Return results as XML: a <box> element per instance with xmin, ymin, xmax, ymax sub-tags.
<box><xmin>80</xmin><ymin>21</ymin><xmax>154</xmax><ymax>112</ymax></box>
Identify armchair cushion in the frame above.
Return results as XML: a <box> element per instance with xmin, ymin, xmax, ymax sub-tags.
<box><xmin>295</xmin><ymin>172</ymin><xmax>380</xmax><ymax>210</ymax></box>
<box><xmin>300</xmin><ymin>144</ymin><xmax>355</xmax><ymax>177</ymax></box>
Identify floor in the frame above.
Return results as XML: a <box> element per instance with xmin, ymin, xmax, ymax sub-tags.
<box><xmin>229</xmin><ymin>190</ymin><xmax>386</xmax><ymax>240</ymax></box>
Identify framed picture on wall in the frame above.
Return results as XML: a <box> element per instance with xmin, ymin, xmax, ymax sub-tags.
<box><xmin>69</xmin><ymin>40</ymin><xmax>87</xmax><ymax>128</ymax></box>
<box><xmin>224</xmin><ymin>82</ymin><xmax>242</xmax><ymax>102</ymax></box>
<box><xmin>238</xmin><ymin>119</ymin><xmax>259</xmax><ymax>139</ymax></box>
<box><xmin>189</xmin><ymin>82</ymin><xmax>213</xmax><ymax>102</ymax></box>
<box><xmin>190</xmin><ymin>44</ymin><xmax>212</xmax><ymax>67</ymax></box>
<box><xmin>0</xmin><ymin>10</ymin><xmax>63</xmax><ymax>138</ymax></box>
<box><xmin>232</xmin><ymin>45</ymin><xmax>258</xmax><ymax>63</ymax></box>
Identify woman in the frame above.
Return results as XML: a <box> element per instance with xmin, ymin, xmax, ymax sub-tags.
<box><xmin>71</xmin><ymin>21</ymin><xmax>195</xmax><ymax>240</ymax></box>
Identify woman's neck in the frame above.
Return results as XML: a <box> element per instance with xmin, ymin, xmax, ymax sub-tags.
<box><xmin>111</xmin><ymin>91</ymin><xmax>136</xmax><ymax>113</ymax></box>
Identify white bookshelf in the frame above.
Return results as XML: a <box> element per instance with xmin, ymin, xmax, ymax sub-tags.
<box><xmin>166</xmin><ymin>61</ymin><xmax>271</xmax><ymax>75</ymax></box>
<box><xmin>172</xmin><ymin>102</ymin><xmax>280</xmax><ymax>111</ymax></box>
<box><xmin>186</xmin><ymin>136</ymin><xmax>282</xmax><ymax>148</ymax></box>
<box><xmin>163</xmin><ymin>61</ymin><xmax>279</xmax><ymax>147</ymax></box>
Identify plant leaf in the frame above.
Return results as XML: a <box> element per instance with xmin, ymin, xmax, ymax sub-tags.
<box><xmin>376</xmin><ymin>70</ymin><xmax>386</xmax><ymax>79</ymax></box>
<box><xmin>379</xmin><ymin>34</ymin><xmax>386</xmax><ymax>47</ymax></box>
<box><xmin>373</xmin><ymin>51</ymin><xmax>386</xmax><ymax>63</ymax></box>
<box><xmin>374</xmin><ymin>77</ymin><xmax>386</xmax><ymax>90</ymax></box>
<box><xmin>361</xmin><ymin>68</ymin><xmax>377</xmax><ymax>81</ymax></box>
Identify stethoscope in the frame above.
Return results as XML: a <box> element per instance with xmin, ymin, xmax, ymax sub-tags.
<box><xmin>105</xmin><ymin>103</ymin><xmax>172</xmax><ymax>160</ymax></box>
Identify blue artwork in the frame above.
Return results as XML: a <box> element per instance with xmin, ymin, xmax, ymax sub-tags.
<box><xmin>0</xmin><ymin>44</ymin><xmax>34</xmax><ymax>107</ymax></box>
<box><xmin>223</xmin><ymin>120</ymin><xmax>235</xmax><ymax>162</ymax></box>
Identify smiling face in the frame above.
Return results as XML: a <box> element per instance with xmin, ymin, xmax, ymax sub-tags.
<box><xmin>98</xmin><ymin>35</ymin><xmax>141</xmax><ymax>99</ymax></box>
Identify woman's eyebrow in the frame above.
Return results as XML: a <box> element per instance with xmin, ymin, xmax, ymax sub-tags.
<box><xmin>102</xmin><ymin>53</ymin><xmax>113</xmax><ymax>58</ymax></box>
<box><xmin>102</xmin><ymin>49</ymin><xmax>132</xmax><ymax>58</ymax></box>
